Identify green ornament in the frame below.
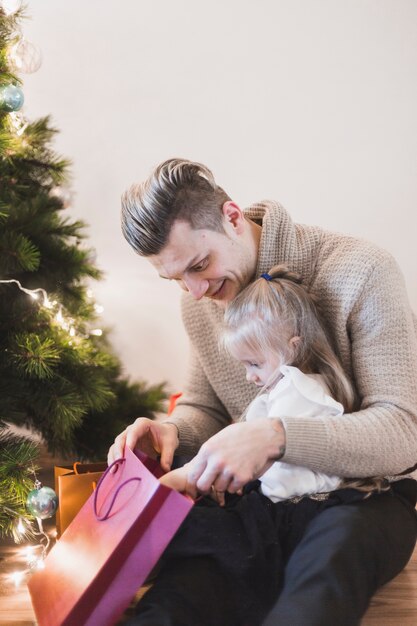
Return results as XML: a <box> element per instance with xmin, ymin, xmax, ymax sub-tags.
<box><xmin>0</xmin><ymin>84</ymin><xmax>24</xmax><ymax>112</ymax></box>
<box><xmin>26</xmin><ymin>485</ymin><xmax>58</xmax><ymax>519</ymax></box>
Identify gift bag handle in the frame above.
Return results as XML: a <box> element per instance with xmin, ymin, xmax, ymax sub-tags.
<box><xmin>94</xmin><ymin>458</ymin><xmax>142</xmax><ymax>521</ymax></box>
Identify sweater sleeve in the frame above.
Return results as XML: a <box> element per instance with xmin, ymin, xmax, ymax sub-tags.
<box><xmin>281</xmin><ymin>254</ymin><xmax>417</xmax><ymax>478</ymax></box>
<box><xmin>166</xmin><ymin>344</ymin><xmax>232</xmax><ymax>456</ymax></box>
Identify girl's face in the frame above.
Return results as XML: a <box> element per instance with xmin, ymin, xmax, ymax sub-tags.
<box><xmin>232</xmin><ymin>345</ymin><xmax>284</xmax><ymax>388</ymax></box>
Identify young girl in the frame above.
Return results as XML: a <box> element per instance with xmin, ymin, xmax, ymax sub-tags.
<box><xmin>161</xmin><ymin>265</ymin><xmax>379</xmax><ymax>501</ymax></box>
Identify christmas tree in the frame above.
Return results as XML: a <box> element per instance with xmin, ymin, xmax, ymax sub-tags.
<box><xmin>0</xmin><ymin>4</ymin><xmax>166</xmax><ymax>539</ymax></box>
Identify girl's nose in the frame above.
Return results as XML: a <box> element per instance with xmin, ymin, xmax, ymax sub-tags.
<box><xmin>246</xmin><ymin>370</ymin><xmax>258</xmax><ymax>384</ymax></box>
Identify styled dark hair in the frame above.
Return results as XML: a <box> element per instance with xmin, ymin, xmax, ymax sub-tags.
<box><xmin>121</xmin><ymin>158</ymin><xmax>231</xmax><ymax>256</ymax></box>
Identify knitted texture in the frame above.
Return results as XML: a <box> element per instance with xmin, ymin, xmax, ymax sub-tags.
<box><xmin>169</xmin><ymin>201</ymin><xmax>417</xmax><ymax>480</ymax></box>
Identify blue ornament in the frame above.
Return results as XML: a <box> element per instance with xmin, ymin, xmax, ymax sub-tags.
<box><xmin>0</xmin><ymin>84</ymin><xmax>24</xmax><ymax>112</ymax></box>
<box><xmin>26</xmin><ymin>485</ymin><xmax>58</xmax><ymax>519</ymax></box>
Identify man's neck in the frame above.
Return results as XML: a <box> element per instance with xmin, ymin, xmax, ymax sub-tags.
<box><xmin>247</xmin><ymin>217</ymin><xmax>263</xmax><ymax>265</ymax></box>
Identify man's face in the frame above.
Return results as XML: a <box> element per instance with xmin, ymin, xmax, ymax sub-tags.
<box><xmin>149</xmin><ymin>214</ymin><xmax>257</xmax><ymax>307</ymax></box>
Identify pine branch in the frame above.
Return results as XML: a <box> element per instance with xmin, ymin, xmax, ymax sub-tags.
<box><xmin>0</xmin><ymin>231</ymin><xmax>41</xmax><ymax>273</ymax></box>
<box><xmin>9</xmin><ymin>333</ymin><xmax>61</xmax><ymax>379</ymax></box>
<box><xmin>0</xmin><ymin>425</ymin><xmax>39</xmax><ymax>540</ymax></box>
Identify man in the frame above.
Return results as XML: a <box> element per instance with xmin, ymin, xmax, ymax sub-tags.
<box><xmin>109</xmin><ymin>158</ymin><xmax>417</xmax><ymax>625</ymax></box>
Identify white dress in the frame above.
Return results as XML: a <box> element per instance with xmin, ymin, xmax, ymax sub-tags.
<box><xmin>245</xmin><ymin>365</ymin><xmax>343</xmax><ymax>502</ymax></box>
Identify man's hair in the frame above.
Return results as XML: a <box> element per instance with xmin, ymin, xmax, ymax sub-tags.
<box><xmin>121</xmin><ymin>158</ymin><xmax>231</xmax><ymax>256</ymax></box>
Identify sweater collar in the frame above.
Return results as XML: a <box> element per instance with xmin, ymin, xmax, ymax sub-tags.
<box><xmin>244</xmin><ymin>200</ymin><xmax>323</xmax><ymax>283</ymax></box>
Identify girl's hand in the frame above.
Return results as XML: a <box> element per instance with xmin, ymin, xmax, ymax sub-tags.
<box><xmin>159</xmin><ymin>464</ymin><xmax>198</xmax><ymax>499</ymax></box>
<box><xmin>210</xmin><ymin>487</ymin><xmax>226</xmax><ymax>506</ymax></box>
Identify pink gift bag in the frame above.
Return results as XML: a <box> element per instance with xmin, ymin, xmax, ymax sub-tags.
<box><xmin>28</xmin><ymin>447</ymin><xmax>193</xmax><ymax>626</ymax></box>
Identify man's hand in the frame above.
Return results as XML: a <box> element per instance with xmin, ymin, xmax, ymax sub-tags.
<box><xmin>107</xmin><ymin>418</ymin><xmax>180</xmax><ymax>472</ymax></box>
<box><xmin>185</xmin><ymin>418</ymin><xmax>286</xmax><ymax>494</ymax></box>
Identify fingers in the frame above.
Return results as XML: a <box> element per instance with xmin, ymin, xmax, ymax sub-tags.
<box><xmin>159</xmin><ymin>451</ymin><xmax>173</xmax><ymax>473</ymax></box>
<box><xmin>183</xmin><ymin>481</ymin><xmax>198</xmax><ymax>500</ymax></box>
<box><xmin>186</xmin><ymin>457</ymin><xmax>210</xmax><ymax>492</ymax></box>
<box><xmin>186</xmin><ymin>456</ymin><xmax>242</xmax><ymax>495</ymax></box>
<box><xmin>212</xmin><ymin>471</ymin><xmax>233</xmax><ymax>493</ymax></box>
<box><xmin>107</xmin><ymin>417</ymin><xmax>152</xmax><ymax>466</ymax></box>
<box><xmin>107</xmin><ymin>431</ymin><xmax>127</xmax><ymax>465</ymax></box>
<box><xmin>225</xmin><ymin>478</ymin><xmax>245</xmax><ymax>494</ymax></box>
<box><xmin>210</xmin><ymin>487</ymin><xmax>226</xmax><ymax>507</ymax></box>
<box><xmin>175</xmin><ymin>463</ymin><xmax>198</xmax><ymax>498</ymax></box>
<box><xmin>125</xmin><ymin>417</ymin><xmax>150</xmax><ymax>451</ymax></box>
<box><xmin>159</xmin><ymin>423</ymin><xmax>180</xmax><ymax>472</ymax></box>
<box><xmin>107</xmin><ymin>418</ymin><xmax>180</xmax><ymax>472</ymax></box>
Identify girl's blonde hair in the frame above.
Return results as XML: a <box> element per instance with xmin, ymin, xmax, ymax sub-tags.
<box><xmin>223</xmin><ymin>265</ymin><xmax>356</xmax><ymax>412</ymax></box>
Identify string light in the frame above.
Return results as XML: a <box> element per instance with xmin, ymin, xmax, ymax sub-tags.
<box><xmin>1</xmin><ymin>503</ymin><xmax>53</xmax><ymax>587</ymax></box>
<box><xmin>4</xmin><ymin>471</ymin><xmax>57</xmax><ymax>589</ymax></box>
<box><xmin>0</xmin><ymin>278</ymin><xmax>104</xmax><ymax>338</ymax></box>
<box><xmin>8</xmin><ymin>111</ymin><xmax>27</xmax><ymax>136</ymax></box>
<box><xmin>6</xmin><ymin>529</ymin><xmax>54</xmax><ymax>588</ymax></box>
<box><xmin>1</xmin><ymin>278</ymin><xmax>48</xmax><ymax>302</ymax></box>
<box><xmin>16</xmin><ymin>517</ymin><xmax>25</xmax><ymax>534</ymax></box>
<box><xmin>9</xmin><ymin>571</ymin><xmax>25</xmax><ymax>587</ymax></box>
<box><xmin>23</xmin><ymin>545</ymin><xmax>36</xmax><ymax>561</ymax></box>
<box><xmin>1</xmin><ymin>0</ymin><xmax>23</xmax><ymax>16</ymax></box>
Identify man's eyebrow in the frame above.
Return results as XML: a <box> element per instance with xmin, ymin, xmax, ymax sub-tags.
<box><xmin>158</xmin><ymin>254</ymin><xmax>203</xmax><ymax>280</ymax></box>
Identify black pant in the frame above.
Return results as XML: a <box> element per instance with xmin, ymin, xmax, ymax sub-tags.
<box><xmin>125</xmin><ymin>480</ymin><xmax>417</xmax><ymax>626</ymax></box>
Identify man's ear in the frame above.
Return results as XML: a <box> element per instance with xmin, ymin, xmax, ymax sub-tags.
<box><xmin>222</xmin><ymin>201</ymin><xmax>245</xmax><ymax>234</ymax></box>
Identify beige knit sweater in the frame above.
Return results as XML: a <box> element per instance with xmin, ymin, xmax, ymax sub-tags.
<box><xmin>169</xmin><ymin>201</ymin><xmax>417</xmax><ymax>480</ymax></box>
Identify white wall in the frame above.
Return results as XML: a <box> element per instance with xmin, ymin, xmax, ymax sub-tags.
<box><xmin>22</xmin><ymin>0</ymin><xmax>417</xmax><ymax>393</ymax></box>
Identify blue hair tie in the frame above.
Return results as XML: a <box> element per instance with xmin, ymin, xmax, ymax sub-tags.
<box><xmin>261</xmin><ymin>272</ymin><xmax>272</xmax><ymax>281</ymax></box>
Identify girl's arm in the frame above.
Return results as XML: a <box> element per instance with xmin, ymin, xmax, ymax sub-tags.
<box><xmin>159</xmin><ymin>462</ymin><xmax>226</xmax><ymax>505</ymax></box>
<box><xmin>159</xmin><ymin>465</ymin><xmax>190</xmax><ymax>492</ymax></box>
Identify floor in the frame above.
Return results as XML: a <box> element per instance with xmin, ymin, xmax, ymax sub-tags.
<box><xmin>1</xmin><ymin>536</ymin><xmax>416</xmax><ymax>625</ymax></box>
<box><xmin>361</xmin><ymin>546</ymin><xmax>417</xmax><ymax>625</ymax></box>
